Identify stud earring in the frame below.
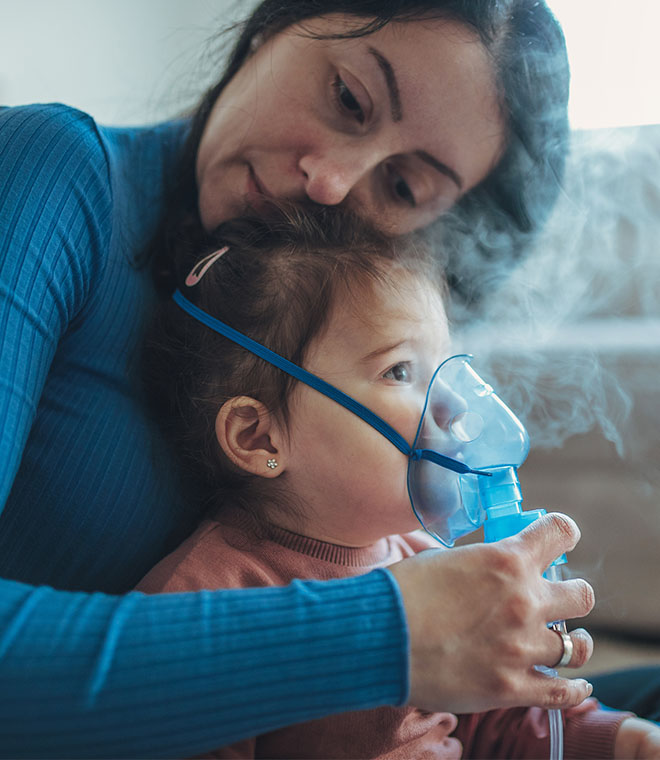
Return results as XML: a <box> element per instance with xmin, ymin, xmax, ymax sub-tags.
<box><xmin>266</xmin><ymin>458</ymin><xmax>278</xmax><ymax>470</ymax></box>
<box><xmin>250</xmin><ymin>33</ymin><xmax>264</xmax><ymax>53</ymax></box>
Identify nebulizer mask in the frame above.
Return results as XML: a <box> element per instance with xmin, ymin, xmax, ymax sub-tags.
<box><xmin>173</xmin><ymin>290</ymin><xmax>567</xmax><ymax>760</ymax></box>
<box><xmin>407</xmin><ymin>354</ymin><xmax>532</xmax><ymax>546</ymax></box>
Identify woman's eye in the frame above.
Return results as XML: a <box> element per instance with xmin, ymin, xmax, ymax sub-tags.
<box><xmin>333</xmin><ymin>76</ymin><xmax>365</xmax><ymax>124</ymax></box>
<box><xmin>383</xmin><ymin>363</ymin><xmax>411</xmax><ymax>383</ymax></box>
<box><xmin>387</xmin><ymin>165</ymin><xmax>416</xmax><ymax>207</ymax></box>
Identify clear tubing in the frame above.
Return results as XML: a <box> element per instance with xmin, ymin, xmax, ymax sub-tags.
<box><xmin>548</xmin><ymin>703</ymin><xmax>564</xmax><ymax>760</ymax></box>
<box><xmin>535</xmin><ymin>661</ymin><xmax>564</xmax><ymax>760</ymax></box>
<box><xmin>480</xmin><ymin>468</ymin><xmax>566</xmax><ymax>760</ymax></box>
<box><xmin>544</xmin><ymin>563</ymin><xmax>565</xmax><ymax>760</ymax></box>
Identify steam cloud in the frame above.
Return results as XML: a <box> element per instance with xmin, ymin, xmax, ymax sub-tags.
<box><xmin>453</xmin><ymin>124</ymin><xmax>660</xmax><ymax>476</ymax></box>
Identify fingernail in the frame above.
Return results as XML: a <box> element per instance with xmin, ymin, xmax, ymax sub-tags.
<box><xmin>576</xmin><ymin>679</ymin><xmax>593</xmax><ymax>696</ymax></box>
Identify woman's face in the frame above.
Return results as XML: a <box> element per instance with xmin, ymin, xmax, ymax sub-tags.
<box><xmin>196</xmin><ymin>15</ymin><xmax>506</xmax><ymax>235</ymax></box>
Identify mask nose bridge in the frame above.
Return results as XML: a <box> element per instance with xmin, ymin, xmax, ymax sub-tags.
<box><xmin>411</xmin><ymin>362</ymin><xmax>492</xmax><ymax>477</ymax></box>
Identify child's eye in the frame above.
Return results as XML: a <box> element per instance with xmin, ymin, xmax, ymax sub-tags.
<box><xmin>383</xmin><ymin>363</ymin><xmax>412</xmax><ymax>383</ymax></box>
<box><xmin>333</xmin><ymin>75</ymin><xmax>365</xmax><ymax>124</ymax></box>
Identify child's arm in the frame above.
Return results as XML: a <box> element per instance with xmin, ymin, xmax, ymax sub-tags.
<box><xmin>455</xmin><ymin>699</ymin><xmax>633</xmax><ymax>759</ymax></box>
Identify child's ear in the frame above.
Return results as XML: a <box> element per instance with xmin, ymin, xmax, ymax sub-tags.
<box><xmin>215</xmin><ymin>396</ymin><xmax>286</xmax><ymax>478</ymax></box>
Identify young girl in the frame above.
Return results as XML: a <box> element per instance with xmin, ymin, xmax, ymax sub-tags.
<box><xmin>138</xmin><ymin>205</ymin><xmax>643</xmax><ymax>758</ymax></box>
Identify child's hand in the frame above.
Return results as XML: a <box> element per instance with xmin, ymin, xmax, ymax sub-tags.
<box><xmin>615</xmin><ymin>717</ymin><xmax>660</xmax><ymax>759</ymax></box>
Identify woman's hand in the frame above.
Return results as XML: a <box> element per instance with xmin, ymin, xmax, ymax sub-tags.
<box><xmin>388</xmin><ymin>513</ymin><xmax>595</xmax><ymax>714</ymax></box>
<box><xmin>615</xmin><ymin>718</ymin><xmax>660</xmax><ymax>759</ymax></box>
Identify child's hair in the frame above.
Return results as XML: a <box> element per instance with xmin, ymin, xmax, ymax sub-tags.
<box><xmin>144</xmin><ymin>202</ymin><xmax>443</xmax><ymax>519</ymax></box>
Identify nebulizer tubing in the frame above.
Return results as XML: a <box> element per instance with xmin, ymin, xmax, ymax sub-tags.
<box><xmin>480</xmin><ymin>467</ymin><xmax>566</xmax><ymax>760</ymax></box>
<box><xmin>545</xmin><ymin>565</ymin><xmax>568</xmax><ymax>760</ymax></box>
<box><xmin>172</xmin><ymin>293</ymin><xmax>567</xmax><ymax>759</ymax></box>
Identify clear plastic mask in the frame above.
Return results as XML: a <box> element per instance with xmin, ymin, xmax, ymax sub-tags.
<box><xmin>408</xmin><ymin>355</ymin><xmax>529</xmax><ymax>545</ymax></box>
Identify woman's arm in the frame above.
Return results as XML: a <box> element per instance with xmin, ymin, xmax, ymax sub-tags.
<box><xmin>0</xmin><ymin>105</ymin><xmax>408</xmax><ymax>758</ymax></box>
<box><xmin>0</xmin><ymin>573</ymin><xmax>407</xmax><ymax>758</ymax></box>
<box><xmin>0</xmin><ymin>104</ymin><xmax>110</xmax><ymax>510</ymax></box>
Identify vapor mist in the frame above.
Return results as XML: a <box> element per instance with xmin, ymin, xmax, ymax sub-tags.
<box><xmin>454</xmin><ymin>124</ymin><xmax>660</xmax><ymax>466</ymax></box>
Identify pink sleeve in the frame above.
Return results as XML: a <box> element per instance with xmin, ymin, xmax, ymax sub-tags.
<box><xmin>454</xmin><ymin>698</ymin><xmax>632</xmax><ymax>759</ymax></box>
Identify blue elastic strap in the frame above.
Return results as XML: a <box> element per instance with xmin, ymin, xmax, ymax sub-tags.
<box><xmin>173</xmin><ymin>290</ymin><xmax>488</xmax><ymax>477</ymax></box>
<box><xmin>414</xmin><ymin>448</ymin><xmax>490</xmax><ymax>476</ymax></box>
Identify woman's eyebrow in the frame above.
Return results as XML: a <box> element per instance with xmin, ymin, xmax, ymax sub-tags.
<box><xmin>367</xmin><ymin>46</ymin><xmax>463</xmax><ymax>191</ymax></box>
<box><xmin>368</xmin><ymin>47</ymin><xmax>402</xmax><ymax>122</ymax></box>
<box><xmin>415</xmin><ymin>151</ymin><xmax>463</xmax><ymax>190</ymax></box>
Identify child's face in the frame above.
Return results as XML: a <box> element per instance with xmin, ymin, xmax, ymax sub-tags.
<box><xmin>280</xmin><ymin>271</ymin><xmax>451</xmax><ymax>546</ymax></box>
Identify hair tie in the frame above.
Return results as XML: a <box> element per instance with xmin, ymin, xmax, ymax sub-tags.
<box><xmin>185</xmin><ymin>246</ymin><xmax>229</xmax><ymax>287</ymax></box>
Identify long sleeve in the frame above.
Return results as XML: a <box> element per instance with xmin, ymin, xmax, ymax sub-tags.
<box><xmin>0</xmin><ymin>572</ymin><xmax>407</xmax><ymax>758</ymax></box>
<box><xmin>0</xmin><ymin>105</ymin><xmax>409</xmax><ymax>758</ymax></box>
<box><xmin>0</xmin><ymin>104</ymin><xmax>110</xmax><ymax>511</ymax></box>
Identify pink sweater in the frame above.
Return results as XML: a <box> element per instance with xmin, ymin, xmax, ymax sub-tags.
<box><xmin>137</xmin><ymin>508</ymin><xmax>628</xmax><ymax>759</ymax></box>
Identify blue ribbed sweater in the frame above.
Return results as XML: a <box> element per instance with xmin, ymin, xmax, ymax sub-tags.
<box><xmin>0</xmin><ymin>104</ymin><xmax>408</xmax><ymax>758</ymax></box>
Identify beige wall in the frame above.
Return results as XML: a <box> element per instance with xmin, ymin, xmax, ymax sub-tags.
<box><xmin>0</xmin><ymin>0</ymin><xmax>251</xmax><ymax>125</ymax></box>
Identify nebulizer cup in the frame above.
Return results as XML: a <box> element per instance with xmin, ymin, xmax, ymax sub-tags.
<box><xmin>407</xmin><ymin>355</ymin><xmax>566</xmax><ymax>760</ymax></box>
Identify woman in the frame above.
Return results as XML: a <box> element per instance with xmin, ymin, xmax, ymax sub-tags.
<box><xmin>0</xmin><ymin>1</ymin><xmax>601</xmax><ymax>757</ymax></box>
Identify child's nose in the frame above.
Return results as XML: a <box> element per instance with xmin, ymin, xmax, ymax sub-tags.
<box><xmin>429</xmin><ymin>381</ymin><xmax>469</xmax><ymax>432</ymax></box>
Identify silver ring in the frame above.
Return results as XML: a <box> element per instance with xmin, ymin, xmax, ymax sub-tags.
<box><xmin>553</xmin><ymin>629</ymin><xmax>574</xmax><ymax>668</ymax></box>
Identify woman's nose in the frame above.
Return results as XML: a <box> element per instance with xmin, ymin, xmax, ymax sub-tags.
<box><xmin>298</xmin><ymin>149</ymin><xmax>372</xmax><ymax>206</ymax></box>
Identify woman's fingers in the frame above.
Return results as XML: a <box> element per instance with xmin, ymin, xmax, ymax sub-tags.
<box><xmin>561</xmin><ymin>627</ymin><xmax>594</xmax><ymax>669</ymax></box>
<box><xmin>506</xmin><ymin>511</ymin><xmax>595</xmax><ymax>629</ymax></box>
<box><xmin>509</xmin><ymin>512</ymin><xmax>581</xmax><ymax>570</ymax></box>
<box><xmin>538</xmin><ymin>626</ymin><xmax>594</xmax><ymax>669</ymax></box>
<box><xmin>389</xmin><ymin>522</ymin><xmax>598</xmax><ymax>715</ymax></box>
<box><xmin>545</xmin><ymin>576</ymin><xmax>596</xmax><ymax>622</ymax></box>
<box><xmin>528</xmin><ymin>669</ymin><xmax>594</xmax><ymax>710</ymax></box>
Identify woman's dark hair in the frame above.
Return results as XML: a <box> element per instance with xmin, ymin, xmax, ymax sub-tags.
<box><xmin>145</xmin><ymin>202</ymin><xmax>438</xmax><ymax>520</ymax></box>
<box><xmin>148</xmin><ymin>0</ymin><xmax>569</xmax><ymax>312</ymax></box>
